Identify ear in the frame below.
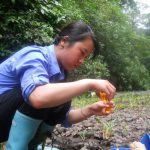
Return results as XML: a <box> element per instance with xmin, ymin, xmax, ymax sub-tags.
<box><xmin>60</xmin><ymin>36</ymin><xmax>69</xmax><ymax>47</ymax></box>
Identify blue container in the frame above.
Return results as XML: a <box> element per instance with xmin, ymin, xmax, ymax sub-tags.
<box><xmin>111</xmin><ymin>148</ymin><xmax>130</xmax><ymax>150</ymax></box>
<box><xmin>140</xmin><ymin>133</ymin><xmax>150</xmax><ymax>150</ymax></box>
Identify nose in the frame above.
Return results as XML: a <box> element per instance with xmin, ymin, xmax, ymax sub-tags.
<box><xmin>79</xmin><ymin>58</ymin><xmax>84</xmax><ymax>64</ymax></box>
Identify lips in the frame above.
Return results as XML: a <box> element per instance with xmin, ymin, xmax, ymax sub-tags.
<box><xmin>74</xmin><ymin>64</ymin><xmax>80</xmax><ymax>68</ymax></box>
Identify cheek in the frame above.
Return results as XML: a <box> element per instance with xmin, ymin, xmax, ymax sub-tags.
<box><xmin>63</xmin><ymin>55</ymin><xmax>75</xmax><ymax>68</ymax></box>
<box><xmin>64</xmin><ymin>48</ymin><xmax>81</xmax><ymax>67</ymax></box>
<box><xmin>68</xmin><ymin>51</ymin><xmax>79</xmax><ymax>62</ymax></box>
<box><xmin>67</xmin><ymin>56</ymin><xmax>76</xmax><ymax>65</ymax></box>
<box><xmin>70</xmin><ymin>55</ymin><xmax>81</xmax><ymax>64</ymax></box>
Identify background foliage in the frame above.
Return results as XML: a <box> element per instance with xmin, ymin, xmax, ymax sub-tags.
<box><xmin>0</xmin><ymin>0</ymin><xmax>150</xmax><ymax>91</ymax></box>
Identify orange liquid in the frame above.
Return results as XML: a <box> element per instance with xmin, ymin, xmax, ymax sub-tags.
<box><xmin>100</xmin><ymin>92</ymin><xmax>112</xmax><ymax>113</ymax></box>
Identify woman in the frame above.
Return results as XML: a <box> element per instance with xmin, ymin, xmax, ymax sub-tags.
<box><xmin>0</xmin><ymin>21</ymin><xmax>116</xmax><ymax>150</ymax></box>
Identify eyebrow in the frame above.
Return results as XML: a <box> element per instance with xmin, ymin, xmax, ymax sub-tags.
<box><xmin>82</xmin><ymin>48</ymin><xmax>88</xmax><ymax>53</ymax></box>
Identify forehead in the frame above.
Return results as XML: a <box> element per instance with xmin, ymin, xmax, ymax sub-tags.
<box><xmin>77</xmin><ymin>37</ymin><xmax>94</xmax><ymax>52</ymax></box>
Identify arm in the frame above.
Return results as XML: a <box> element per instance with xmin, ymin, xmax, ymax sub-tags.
<box><xmin>29</xmin><ymin>79</ymin><xmax>116</xmax><ymax>109</ymax></box>
<box><xmin>68</xmin><ymin>100</ymin><xmax>114</xmax><ymax>124</ymax></box>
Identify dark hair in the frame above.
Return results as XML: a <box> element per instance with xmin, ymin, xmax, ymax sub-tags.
<box><xmin>53</xmin><ymin>21</ymin><xmax>100</xmax><ymax>58</ymax></box>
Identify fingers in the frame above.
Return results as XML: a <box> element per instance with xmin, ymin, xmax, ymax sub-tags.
<box><xmin>97</xmin><ymin>80</ymin><xmax>116</xmax><ymax>100</ymax></box>
<box><xmin>106</xmin><ymin>82</ymin><xmax>116</xmax><ymax>100</ymax></box>
<box><xmin>106</xmin><ymin>100</ymin><xmax>115</xmax><ymax>108</ymax></box>
<box><xmin>129</xmin><ymin>141</ymin><xmax>146</xmax><ymax>150</ymax></box>
<box><xmin>91</xmin><ymin>101</ymin><xmax>114</xmax><ymax>116</ymax></box>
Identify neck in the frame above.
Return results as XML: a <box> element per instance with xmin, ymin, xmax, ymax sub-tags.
<box><xmin>54</xmin><ymin>45</ymin><xmax>62</xmax><ymax>66</ymax></box>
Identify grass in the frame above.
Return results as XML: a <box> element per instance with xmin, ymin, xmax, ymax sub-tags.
<box><xmin>114</xmin><ymin>91</ymin><xmax>150</xmax><ymax>110</ymax></box>
<box><xmin>95</xmin><ymin>117</ymin><xmax>115</xmax><ymax>139</ymax></box>
<box><xmin>72</xmin><ymin>91</ymin><xmax>150</xmax><ymax>110</ymax></box>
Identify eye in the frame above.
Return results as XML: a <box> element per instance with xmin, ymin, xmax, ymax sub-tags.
<box><xmin>81</xmin><ymin>51</ymin><xmax>85</xmax><ymax>55</ymax></box>
<box><xmin>80</xmin><ymin>49</ymin><xmax>85</xmax><ymax>56</ymax></box>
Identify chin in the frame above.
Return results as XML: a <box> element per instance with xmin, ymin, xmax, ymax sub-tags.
<box><xmin>67</xmin><ymin>67</ymin><xmax>76</xmax><ymax>71</ymax></box>
<box><xmin>65</xmin><ymin>64</ymin><xmax>78</xmax><ymax>71</ymax></box>
<box><xmin>67</xmin><ymin>68</ymin><xmax>74</xmax><ymax>71</ymax></box>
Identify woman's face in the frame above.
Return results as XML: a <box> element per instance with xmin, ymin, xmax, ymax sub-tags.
<box><xmin>59</xmin><ymin>37</ymin><xmax>94</xmax><ymax>71</ymax></box>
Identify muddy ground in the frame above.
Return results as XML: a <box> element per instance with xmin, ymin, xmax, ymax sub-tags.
<box><xmin>46</xmin><ymin>92</ymin><xmax>150</xmax><ymax>150</ymax></box>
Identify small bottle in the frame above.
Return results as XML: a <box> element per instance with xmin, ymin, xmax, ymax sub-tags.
<box><xmin>99</xmin><ymin>92</ymin><xmax>112</xmax><ymax>113</ymax></box>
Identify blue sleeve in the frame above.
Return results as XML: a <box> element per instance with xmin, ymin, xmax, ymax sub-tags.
<box><xmin>61</xmin><ymin>106</ymin><xmax>72</xmax><ymax>128</ymax></box>
<box><xmin>14</xmin><ymin>51</ymin><xmax>49</xmax><ymax>103</ymax></box>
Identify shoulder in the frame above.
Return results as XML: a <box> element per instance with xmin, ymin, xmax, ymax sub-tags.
<box><xmin>15</xmin><ymin>45</ymin><xmax>49</xmax><ymax>61</ymax></box>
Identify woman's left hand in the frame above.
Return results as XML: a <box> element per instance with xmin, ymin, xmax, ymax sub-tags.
<box><xmin>86</xmin><ymin>100</ymin><xmax>115</xmax><ymax>116</ymax></box>
<box><xmin>68</xmin><ymin>100</ymin><xmax>115</xmax><ymax>124</ymax></box>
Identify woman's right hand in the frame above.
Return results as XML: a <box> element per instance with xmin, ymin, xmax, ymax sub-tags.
<box><xmin>89</xmin><ymin>79</ymin><xmax>116</xmax><ymax>100</ymax></box>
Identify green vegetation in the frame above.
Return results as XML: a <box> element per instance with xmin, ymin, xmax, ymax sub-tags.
<box><xmin>95</xmin><ymin>117</ymin><xmax>115</xmax><ymax>139</ymax></box>
<box><xmin>115</xmin><ymin>91</ymin><xmax>150</xmax><ymax>109</ymax></box>
<box><xmin>0</xmin><ymin>0</ymin><xmax>150</xmax><ymax>90</ymax></box>
<box><xmin>72</xmin><ymin>91</ymin><xmax>150</xmax><ymax>110</ymax></box>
